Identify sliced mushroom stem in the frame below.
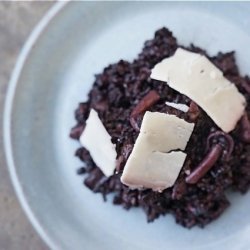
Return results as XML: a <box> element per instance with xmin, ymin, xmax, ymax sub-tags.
<box><xmin>206</xmin><ymin>131</ymin><xmax>234</xmax><ymax>161</ymax></box>
<box><xmin>186</xmin><ymin>144</ymin><xmax>223</xmax><ymax>184</ymax></box>
<box><xmin>187</xmin><ymin>101</ymin><xmax>200</xmax><ymax>122</ymax></box>
<box><xmin>130</xmin><ymin>90</ymin><xmax>160</xmax><ymax>130</ymax></box>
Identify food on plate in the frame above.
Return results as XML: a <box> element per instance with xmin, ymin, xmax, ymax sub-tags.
<box><xmin>70</xmin><ymin>28</ymin><xmax>250</xmax><ymax>228</ymax></box>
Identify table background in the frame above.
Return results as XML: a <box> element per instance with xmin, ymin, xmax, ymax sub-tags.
<box><xmin>0</xmin><ymin>2</ymin><xmax>54</xmax><ymax>250</ymax></box>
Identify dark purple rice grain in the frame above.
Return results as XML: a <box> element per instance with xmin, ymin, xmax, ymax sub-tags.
<box><xmin>70</xmin><ymin>125</ymin><xmax>85</xmax><ymax>140</ymax></box>
<box><xmin>77</xmin><ymin>167</ymin><xmax>86</xmax><ymax>175</ymax></box>
<box><xmin>239</xmin><ymin>113</ymin><xmax>250</xmax><ymax>143</ymax></box>
<box><xmin>171</xmin><ymin>180</ymin><xmax>187</xmax><ymax>200</ymax></box>
<box><xmin>70</xmin><ymin>27</ymin><xmax>250</xmax><ymax>228</ymax></box>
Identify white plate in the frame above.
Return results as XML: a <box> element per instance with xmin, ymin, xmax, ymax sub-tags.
<box><xmin>4</xmin><ymin>2</ymin><xmax>250</xmax><ymax>250</ymax></box>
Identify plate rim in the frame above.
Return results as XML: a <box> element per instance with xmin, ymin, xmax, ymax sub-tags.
<box><xmin>3</xmin><ymin>2</ymin><xmax>68</xmax><ymax>249</ymax></box>
<box><xmin>4</xmin><ymin>2</ymin><xmax>250</xmax><ymax>250</ymax></box>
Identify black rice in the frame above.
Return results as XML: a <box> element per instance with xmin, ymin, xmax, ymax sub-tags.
<box><xmin>70</xmin><ymin>28</ymin><xmax>250</xmax><ymax>228</ymax></box>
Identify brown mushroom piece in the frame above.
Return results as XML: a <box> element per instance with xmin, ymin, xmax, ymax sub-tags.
<box><xmin>186</xmin><ymin>131</ymin><xmax>234</xmax><ymax>184</ymax></box>
<box><xmin>130</xmin><ymin>90</ymin><xmax>160</xmax><ymax>131</ymax></box>
<box><xmin>206</xmin><ymin>131</ymin><xmax>234</xmax><ymax>161</ymax></box>
<box><xmin>186</xmin><ymin>144</ymin><xmax>223</xmax><ymax>184</ymax></box>
<box><xmin>187</xmin><ymin>101</ymin><xmax>200</xmax><ymax>122</ymax></box>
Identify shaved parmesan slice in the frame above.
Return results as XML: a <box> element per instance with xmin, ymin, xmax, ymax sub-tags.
<box><xmin>80</xmin><ymin>109</ymin><xmax>117</xmax><ymax>177</ymax></box>
<box><xmin>121</xmin><ymin>111</ymin><xmax>194</xmax><ymax>191</ymax></box>
<box><xmin>165</xmin><ymin>101</ymin><xmax>189</xmax><ymax>112</ymax></box>
<box><xmin>151</xmin><ymin>48</ymin><xmax>246</xmax><ymax>132</ymax></box>
<box><xmin>122</xmin><ymin>151</ymin><xmax>187</xmax><ymax>191</ymax></box>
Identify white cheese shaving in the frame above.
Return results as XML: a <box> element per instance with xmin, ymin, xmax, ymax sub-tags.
<box><xmin>165</xmin><ymin>101</ymin><xmax>189</xmax><ymax>112</ymax></box>
<box><xmin>122</xmin><ymin>151</ymin><xmax>187</xmax><ymax>192</ymax></box>
<box><xmin>80</xmin><ymin>109</ymin><xmax>117</xmax><ymax>177</ymax></box>
<box><xmin>151</xmin><ymin>48</ymin><xmax>246</xmax><ymax>132</ymax></box>
<box><xmin>121</xmin><ymin>111</ymin><xmax>194</xmax><ymax>191</ymax></box>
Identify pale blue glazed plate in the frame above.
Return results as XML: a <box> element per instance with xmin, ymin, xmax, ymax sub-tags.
<box><xmin>4</xmin><ymin>2</ymin><xmax>250</xmax><ymax>250</ymax></box>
